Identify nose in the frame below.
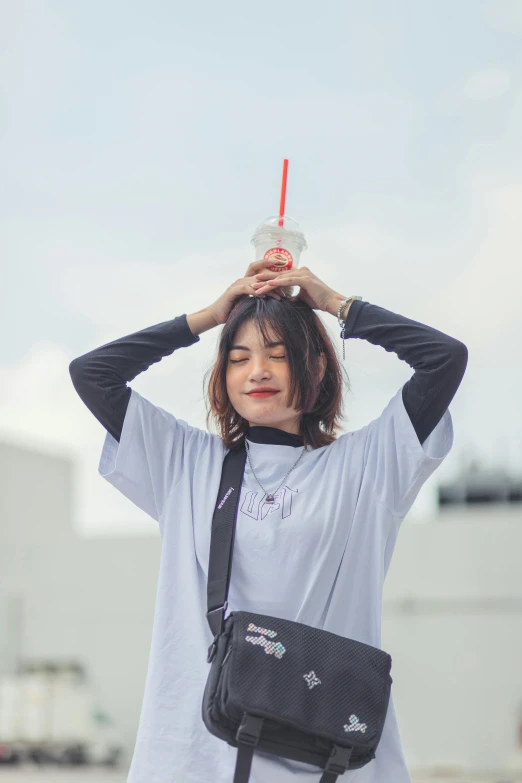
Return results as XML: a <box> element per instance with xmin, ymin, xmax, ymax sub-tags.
<box><xmin>248</xmin><ymin>356</ymin><xmax>273</xmax><ymax>379</ymax></box>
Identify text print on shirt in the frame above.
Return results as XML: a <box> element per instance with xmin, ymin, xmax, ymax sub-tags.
<box><xmin>240</xmin><ymin>485</ymin><xmax>298</xmax><ymax>520</ymax></box>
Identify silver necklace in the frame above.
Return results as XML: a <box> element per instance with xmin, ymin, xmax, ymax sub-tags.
<box><xmin>244</xmin><ymin>437</ymin><xmax>307</xmax><ymax>503</ymax></box>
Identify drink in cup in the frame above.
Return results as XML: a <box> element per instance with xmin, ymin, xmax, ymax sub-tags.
<box><xmin>250</xmin><ymin>214</ymin><xmax>307</xmax><ymax>297</ymax></box>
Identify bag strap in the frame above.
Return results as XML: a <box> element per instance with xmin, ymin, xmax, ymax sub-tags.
<box><xmin>206</xmin><ymin>443</ymin><xmax>247</xmax><ymax>638</ymax></box>
<box><xmin>233</xmin><ymin>728</ymin><xmax>352</xmax><ymax>783</ymax></box>
<box><xmin>206</xmin><ymin>446</ymin><xmax>354</xmax><ymax>783</ymax></box>
<box><xmin>319</xmin><ymin>744</ymin><xmax>354</xmax><ymax>781</ymax></box>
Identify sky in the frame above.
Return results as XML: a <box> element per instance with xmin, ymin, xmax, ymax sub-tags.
<box><xmin>1</xmin><ymin>0</ymin><xmax>521</xmax><ymax>535</ymax></box>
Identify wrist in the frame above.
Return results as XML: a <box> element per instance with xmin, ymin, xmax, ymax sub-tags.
<box><xmin>325</xmin><ymin>295</ymin><xmax>345</xmax><ymax>317</ymax></box>
<box><xmin>327</xmin><ymin>295</ymin><xmax>354</xmax><ymax>320</ymax></box>
<box><xmin>186</xmin><ymin>307</ymin><xmax>219</xmax><ymax>336</ymax></box>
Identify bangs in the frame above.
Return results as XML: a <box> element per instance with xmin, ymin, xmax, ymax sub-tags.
<box><xmin>224</xmin><ymin>303</ymin><xmax>289</xmax><ymax>354</ymax></box>
<box><xmin>221</xmin><ymin>310</ymin><xmax>288</xmax><ymax>353</ymax></box>
<box><xmin>252</xmin><ymin>310</ymin><xmax>287</xmax><ymax>350</ymax></box>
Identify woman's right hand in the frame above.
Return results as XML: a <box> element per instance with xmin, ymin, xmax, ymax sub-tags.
<box><xmin>209</xmin><ymin>260</ymin><xmax>286</xmax><ymax>326</ymax></box>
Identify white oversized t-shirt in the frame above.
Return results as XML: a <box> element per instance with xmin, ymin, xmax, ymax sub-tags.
<box><xmin>98</xmin><ymin>385</ymin><xmax>454</xmax><ymax>783</ymax></box>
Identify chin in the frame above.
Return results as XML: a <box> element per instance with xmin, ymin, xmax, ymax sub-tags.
<box><xmin>242</xmin><ymin>406</ymin><xmax>278</xmax><ymax>421</ymax></box>
<box><xmin>248</xmin><ymin>408</ymin><xmax>289</xmax><ymax>425</ymax></box>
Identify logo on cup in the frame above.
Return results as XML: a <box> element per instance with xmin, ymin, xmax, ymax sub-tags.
<box><xmin>264</xmin><ymin>247</ymin><xmax>293</xmax><ymax>272</ymax></box>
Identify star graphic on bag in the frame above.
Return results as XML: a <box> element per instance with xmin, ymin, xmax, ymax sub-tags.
<box><xmin>343</xmin><ymin>714</ymin><xmax>367</xmax><ymax>733</ymax></box>
<box><xmin>303</xmin><ymin>670</ymin><xmax>322</xmax><ymax>690</ymax></box>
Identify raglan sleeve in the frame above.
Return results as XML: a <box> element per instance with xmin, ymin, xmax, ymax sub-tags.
<box><xmin>97</xmin><ymin>387</ymin><xmax>211</xmax><ymax>523</ymax></box>
<box><xmin>364</xmin><ymin>385</ymin><xmax>454</xmax><ymax>519</ymax></box>
<box><xmin>340</xmin><ymin>299</ymin><xmax>467</xmax><ymax>519</ymax></box>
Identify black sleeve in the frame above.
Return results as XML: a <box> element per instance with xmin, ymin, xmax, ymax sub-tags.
<box><xmin>341</xmin><ymin>300</ymin><xmax>468</xmax><ymax>446</ymax></box>
<box><xmin>69</xmin><ymin>314</ymin><xmax>200</xmax><ymax>443</ymax></box>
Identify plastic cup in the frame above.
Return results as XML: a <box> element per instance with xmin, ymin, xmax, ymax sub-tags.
<box><xmin>250</xmin><ymin>215</ymin><xmax>307</xmax><ymax>297</ymax></box>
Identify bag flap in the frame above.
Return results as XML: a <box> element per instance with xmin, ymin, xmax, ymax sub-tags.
<box><xmin>225</xmin><ymin>611</ymin><xmax>392</xmax><ymax>747</ymax></box>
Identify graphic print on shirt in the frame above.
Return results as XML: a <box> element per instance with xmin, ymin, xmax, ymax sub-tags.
<box><xmin>240</xmin><ymin>485</ymin><xmax>298</xmax><ymax>520</ymax></box>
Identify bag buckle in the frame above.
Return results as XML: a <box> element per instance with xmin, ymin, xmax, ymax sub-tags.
<box><xmin>207</xmin><ymin>636</ymin><xmax>219</xmax><ymax>664</ymax></box>
<box><xmin>206</xmin><ymin>602</ymin><xmax>229</xmax><ymax>663</ymax></box>
<box><xmin>325</xmin><ymin>744</ymin><xmax>353</xmax><ymax>775</ymax></box>
<box><xmin>235</xmin><ymin>713</ymin><xmax>264</xmax><ymax>747</ymax></box>
<box><xmin>206</xmin><ymin>601</ymin><xmax>228</xmax><ymax>636</ymax></box>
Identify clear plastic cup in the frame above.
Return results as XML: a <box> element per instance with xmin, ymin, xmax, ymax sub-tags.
<box><xmin>250</xmin><ymin>215</ymin><xmax>307</xmax><ymax>297</ymax></box>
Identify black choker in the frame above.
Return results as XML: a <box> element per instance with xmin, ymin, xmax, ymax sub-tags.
<box><xmin>246</xmin><ymin>426</ymin><xmax>304</xmax><ymax>447</ymax></box>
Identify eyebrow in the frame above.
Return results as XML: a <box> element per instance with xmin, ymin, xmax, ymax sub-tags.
<box><xmin>229</xmin><ymin>341</ymin><xmax>285</xmax><ymax>351</ymax></box>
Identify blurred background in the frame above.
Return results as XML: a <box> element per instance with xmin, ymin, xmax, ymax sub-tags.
<box><xmin>1</xmin><ymin>0</ymin><xmax>522</xmax><ymax>780</ymax></box>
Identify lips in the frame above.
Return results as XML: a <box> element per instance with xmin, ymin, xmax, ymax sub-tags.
<box><xmin>247</xmin><ymin>391</ymin><xmax>279</xmax><ymax>398</ymax></box>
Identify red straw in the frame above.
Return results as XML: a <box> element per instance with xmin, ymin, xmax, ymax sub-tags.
<box><xmin>278</xmin><ymin>158</ymin><xmax>288</xmax><ymax>227</ymax></box>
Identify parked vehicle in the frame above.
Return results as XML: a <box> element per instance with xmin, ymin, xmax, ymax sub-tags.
<box><xmin>0</xmin><ymin>660</ymin><xmax>124</xmax><ymax>767</ymax></box>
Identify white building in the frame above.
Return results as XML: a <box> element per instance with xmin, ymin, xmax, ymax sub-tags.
<box><xmin>0</xmin><ymin>439</ymin><xmax>160</xmax><ymax>766</ymax></box>
<box><xmin>1</xmin><ymin>438</ymin><xmax>521</xmax><ymax>775</ymax></box>
<box><xmin>383</xmin><ymin>502</ymin><xmax>522</xmax><ymax>774</ymax></box>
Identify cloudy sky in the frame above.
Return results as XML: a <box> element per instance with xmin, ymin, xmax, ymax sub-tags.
<box><xmin>2</xmin><ymin>0</ymin><xmax>521</xmax><ymax>534</ymax></box>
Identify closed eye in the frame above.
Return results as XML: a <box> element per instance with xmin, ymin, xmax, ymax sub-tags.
<box><xmin>229</xmin><ymin>356</ymin><xmax>286</xmax><ymax>363</ymax></box>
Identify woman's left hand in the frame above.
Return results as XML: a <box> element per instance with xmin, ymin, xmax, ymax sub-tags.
<box><xmin>252</xmin><ymin>266</ymin><xmax>343</xmax><ymax>314</ymax></box>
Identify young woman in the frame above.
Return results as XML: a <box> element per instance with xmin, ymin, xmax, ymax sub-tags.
<box><xmin>69</xmin><ymin>260</ymin><xmax>468</xmax><ymax>783</ymax></box>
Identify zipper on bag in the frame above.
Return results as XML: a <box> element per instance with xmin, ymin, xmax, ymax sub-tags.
<box><xmin>221</xmin><ymin>645</ymin><xmax>232</xmax><ymax>668</ymax></box>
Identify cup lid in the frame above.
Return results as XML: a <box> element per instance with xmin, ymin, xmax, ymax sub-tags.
<box><xmin>253</xmin><ymin>214</ymin><xmax>302</xmax><ymax>233</ymax></box>
<box><xmin>250</xmin><ymin>214</ymin><xmax>307</xmax><ymax>250</ymax></box>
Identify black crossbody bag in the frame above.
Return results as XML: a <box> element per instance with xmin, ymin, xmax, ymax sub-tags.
<box><xmin>202</xmin><ymin>443</ymin><xmax>393</xmax><ymax>783</ymax></box>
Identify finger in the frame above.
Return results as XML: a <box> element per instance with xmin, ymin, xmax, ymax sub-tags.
<box><xmin>247</xmin><ymin>282</ymin><xmax>281</xmax><ymax>298</ymax></box>
<box><xmin>247</xmin><ymin>259</ymin><xmax>278</xmax><ymax>275</ymax></box>
<box><xmin>255</xmin><ymin>286</ymin><xmax>286</xmax><ymax>298</ymax></box>
<box><xmin>254</xmin><ymin>283</ymin><xmax>285</xmax><ymax>296</ymax></box>
<box><xmin>251</xmin><ymin>273</ymin><xmax>282</xmax><ymax>291</ymax></box>
<box><xmin>265</xmin><ymin>275</ymin><xmax>302</xmax><ymax>286</ymax></box>
<box><xmin>253</xmin><ymin>271</ymin><xmax>279</xmax><ymax>282</ymax></box>
<box><xmin>252</xmin><ymin>278</ymin><xmax>294</xmax><ymax>296</ymax></box>
<box><xmin>255</xmin><ymin>279</ymin><xmax>285</xmax><ymax>293</ymax></box>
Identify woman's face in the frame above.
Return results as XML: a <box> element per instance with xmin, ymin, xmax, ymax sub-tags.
<box><xmin>225</xmin><ymin>319</ymin><xmax>302</xmax><ymax>436</ymax></box>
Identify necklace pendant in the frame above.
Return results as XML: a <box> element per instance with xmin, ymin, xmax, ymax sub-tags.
<box><xmin>265</xmin><ymin>494</ymin><xmax>275</xmax><ymax>503</ymax></box>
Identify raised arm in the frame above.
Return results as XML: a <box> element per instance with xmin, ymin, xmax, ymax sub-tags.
<box><xmin>331</xmin><ymin>298</ymin><xmax>468</xmax><ymax>446</ymax></box>
<box><xmin>69</xmin><ymin>308</ymin><xmax>216</xmax><ymax>443</ymax></box>
<box><xmin>252</xmin><ymin>271</ymin><xmax>467</xmax><ymax>446</ymax></box>
<box><xmin>69</xmin><ymin>259</ymin><xmax>290</xmax><ymax>444</ymax></box>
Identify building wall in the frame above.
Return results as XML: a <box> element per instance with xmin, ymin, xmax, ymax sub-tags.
<box><xmin>382</xmin><ymin>506</ymin><xmax>522</xmax><ymax>771</ymax></box>
<box><xmin>0</xmin><ymin>440</ymin><xmax>161</xmax><ymax>763</ymax></box>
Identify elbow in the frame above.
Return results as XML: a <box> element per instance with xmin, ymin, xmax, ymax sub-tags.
<box><xmin>450</xmin><ymin>340</ymin><xmax>469</xmax><ymax>378</ymax></box>
<box><xmin>69</xmin><ymin>357</ymin><xmax>87</xmax><ymax>387</ymax></box>
<box><xmin>453</xmin><ymin>340</ymin><xmax>468</xmax><ymax>363</ymax></box>
<box><xmin>69</xmin><ymin>358</ymin><xmax>80</xmax><ymax>379</ymax></box>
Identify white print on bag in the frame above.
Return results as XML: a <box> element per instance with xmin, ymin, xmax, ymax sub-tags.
<box><xmin>303</xmin><ymin>670</ymin><xmax>322</xmax><ymax>690</ymax></box>
<box><xmin>240</xmin><ymin>486</ymin><xmax>298</xmax><ymax>520</ymax></box>
<box><xmin>245</xmin><ymin>623</ymin><xmax>286</xmax><ymax>659</ymax></box>
<box><xmin>217</xmin><ymin>486</ymin><xmax>234</xmax><ymax>509</ymax></box>
<box><xmin>343</xmin><ymin>715</ymin><xmax>367</xmax><ymax>734</ymax></box>
<box><xmin>246</xmin><ymin>623</ymin><xmax>278</xmax><ymax>638</ymax></box>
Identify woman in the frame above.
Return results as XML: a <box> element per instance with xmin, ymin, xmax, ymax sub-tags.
<box><xmin>69</xmin><ymin>260</ymin><xmax>468</xmax><ymax>783</ymax></box>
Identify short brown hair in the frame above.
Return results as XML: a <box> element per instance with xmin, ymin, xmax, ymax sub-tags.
<box><xmin>204</xmin><ymin>295</ymin><xmax>350</xmax><ymax>450</ymax></box>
